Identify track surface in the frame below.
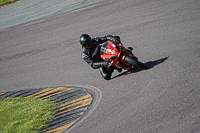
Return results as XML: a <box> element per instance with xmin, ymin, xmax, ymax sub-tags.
<box><xmin>1</xmin><ymin>0</ymin><xmax>200</xmax><ymax>132</ymax></box>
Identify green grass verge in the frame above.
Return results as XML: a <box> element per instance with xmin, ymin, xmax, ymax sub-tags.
<box><xmin>0</xmin><ymin>0</ymin><xmax>21</xmax><ymax>7</ymax></box>
<box><xmin>0</xmin><ymin>97</ymin><xmax>57</xmax><ymax>133</ymax></box>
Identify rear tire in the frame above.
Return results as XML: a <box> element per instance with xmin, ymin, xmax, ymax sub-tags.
<box><xmin>124</xmin><ymin>56</ymin><xmax>148</xmax><ymax>70</ymax></box>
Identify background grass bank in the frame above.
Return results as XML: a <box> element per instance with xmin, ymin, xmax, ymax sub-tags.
<box><xmin>0</xmin><ymin>97</ymin><xmax>57</xmax><ymax>133</ymax></box>
<box><xmin>0</xmin><ymin>0</ymin><xmax>21</xmax><ymax>7</ymax></box>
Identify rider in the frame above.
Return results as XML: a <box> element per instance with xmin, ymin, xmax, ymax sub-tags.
<box><xmin>79</xmin><ymin>34</ymin><xmax>133</xmax><ymax>75</ymax></box>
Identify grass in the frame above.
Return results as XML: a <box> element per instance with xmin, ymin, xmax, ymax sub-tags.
<box><xmin>0</xmin><ymin>97</ymin><xmax>57</xmax><ymax>133</ymax></box>
<box><xmin>0</xmin><ymin>0</ymin><xmax>21</xmax><ymax>7</ymax></box>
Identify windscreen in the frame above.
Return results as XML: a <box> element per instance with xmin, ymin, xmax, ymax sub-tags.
<box><xmin>100</xmin><ymin>42</ymin><xmax>120</xmax><ymax>61</ymax></box>
<box><xmin>100</xmin><ymin>42</ymin><xmax>109</xmax><ymax>55</ymax></box>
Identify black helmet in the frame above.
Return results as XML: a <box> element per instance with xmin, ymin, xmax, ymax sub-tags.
<box><xmin>79</xmin><ymin>34</ymin><xmax>92</xmax><ymax>48</ymax></box>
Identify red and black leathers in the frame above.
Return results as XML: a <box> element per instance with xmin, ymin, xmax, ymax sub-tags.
<box><xmin>81</xmin><ymin>35</ymin><xmax>118</xmax><ymax>69</ymax></box>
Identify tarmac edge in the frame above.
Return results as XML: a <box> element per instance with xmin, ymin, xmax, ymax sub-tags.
<box><xmin>0</xmin><ymin>84</ymin><xmax>102</xmax><ymax>133</ymax></box>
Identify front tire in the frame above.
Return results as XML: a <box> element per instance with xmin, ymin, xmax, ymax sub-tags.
<box><xmin>99</xmin><ymin>67</ymin><xmax>112</xmax><ymax>80</ymax></box>
<box><xmin>124</xmin><ymin>56</ymin><xmax>148</xmax><ymax>70</ymax></box>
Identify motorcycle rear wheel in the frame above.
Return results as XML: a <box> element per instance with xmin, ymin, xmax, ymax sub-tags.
<box><xmin>124</xmin><ymin>56</ymin><xmax>148</xmax><ymax>70</ymax></box>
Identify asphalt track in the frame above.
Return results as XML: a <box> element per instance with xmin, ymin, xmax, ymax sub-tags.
<box><xmin>0</xmin><ymin>0</ymin><xmax>200</xmax><ymax>133</ymax></box>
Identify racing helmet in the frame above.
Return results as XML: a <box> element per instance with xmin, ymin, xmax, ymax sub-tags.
<box><xmin>79</xmin><ymin>34</ymin><xmax>92</xmax><ymax>48</ymax></box>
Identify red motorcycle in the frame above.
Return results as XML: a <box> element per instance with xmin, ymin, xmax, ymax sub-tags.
<box><xmin>100</xmin><ymin>40</ymin><xmax>148</xmax><ymax>80</ymax></box>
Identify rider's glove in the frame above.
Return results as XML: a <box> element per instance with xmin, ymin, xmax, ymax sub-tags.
<box><xmin>106</xmin><ymin>35</ymin><xmax>119</xmax><ymax>44</ymax></box>
<box><xmin>114</xmin><ymin>36</ymin><xmax>121</xmax><ymax>43</ymax></box>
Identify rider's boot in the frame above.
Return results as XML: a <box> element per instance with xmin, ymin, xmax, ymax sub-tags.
<box><xmin>115</xmin><ymin>67</ymin><xmax>122</xmax><ymax>73</ymax></box>
<box><xmin>128</xmin><ymin>47</ymin><xmax>133</xmax><ymax>51</ymax></box>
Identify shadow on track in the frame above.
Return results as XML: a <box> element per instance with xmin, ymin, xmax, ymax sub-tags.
<box><xmin>111</xmin><ymin>57</ymin><xmax>168</xmax><ymax>79</ymax></box>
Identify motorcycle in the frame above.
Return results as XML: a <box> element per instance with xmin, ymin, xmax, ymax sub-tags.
<box><xmin>99</xmin><ymin>40</ymin><xmax>148</xmax><ymax>80</ymax></box>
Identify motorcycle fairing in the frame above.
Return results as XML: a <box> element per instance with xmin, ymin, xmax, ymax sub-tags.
<box><xmin>100</xmin><ymin>40</ymin><xmax>137</xmax><ymax>70</ymax></box>
<box><xmin>100</xmin><ymin>40</ymin><xmax>121</xmax><ymax>61</ymax></box>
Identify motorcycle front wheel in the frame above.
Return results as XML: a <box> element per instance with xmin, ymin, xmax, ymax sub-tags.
<box><xmin>124</xmin><ymin>56</ymin><xmax>148</xmax><ymax>70</ymax></box>
<box><xmin>99</xmin><ymin>67</ymin><xmax>112</xmax><ymax>80</ymax></box>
